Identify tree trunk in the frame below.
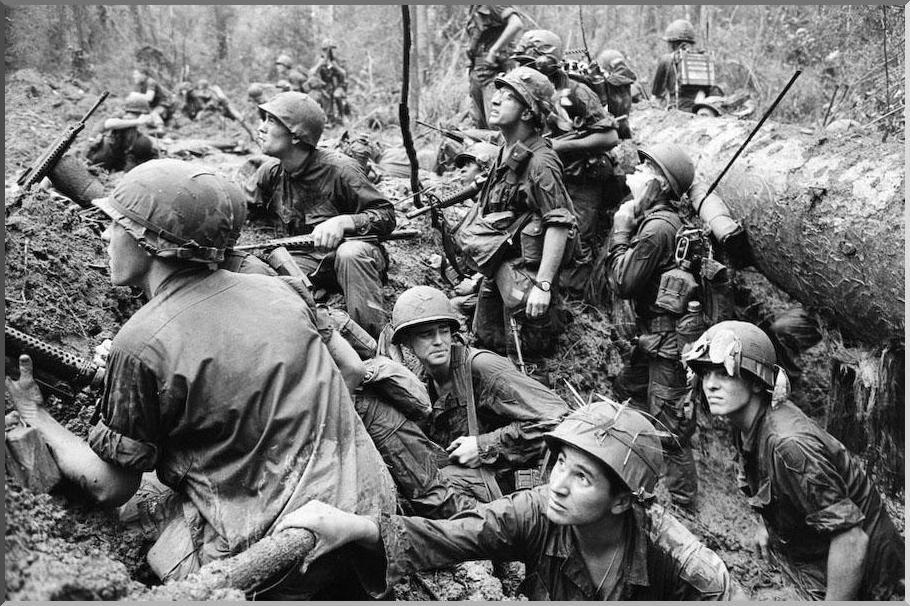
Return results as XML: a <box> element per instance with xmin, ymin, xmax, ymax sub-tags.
<box><xmin>409</xmin><ymin>8</ymin><xmax>420</xmax><ymax>120</ymax></box>
<box><xmin>630</xmin><ymin>107</ymin><xmax>904</xmax><ymax>346</ymax></box>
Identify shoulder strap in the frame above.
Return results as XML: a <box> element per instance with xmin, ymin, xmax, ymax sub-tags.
<box><xmin>640</xmin><ymin>208</ymin><xmax>683</xmax><ymax>232</ymax></box>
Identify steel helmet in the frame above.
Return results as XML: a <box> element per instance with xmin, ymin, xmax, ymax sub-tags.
<box><xmin>663</xmin><ymin>19</ymin><xmax>697</xmax><ymax>44</ymax></box>
<box><xmin>321</xmin><ymin>38</ymin><xmax>337</xmax><ymax>50</ymax></box>
<box><xmin>247</xmin><ymin>83</ymin><xmax>264</xmax><ymax>100</ymax></box>
<box><xmin>275</xmin><ymin>53</ymin><xmax>293</xmax><ymax>68</ymax></box>
<box><xmin>454</xmin><ymin>141</ymin><xmax>499</xmax><ymax>170</ymax></box>
<box><xmin>513</xmin><ymin>29</ymin><xmax>564</xmax><ymax>67</ymax></box>
<box><xmin>494</xmin><ymin>66</ymin><xmax>556</xmax><ymax>120</ymax></box>
<box><xmin>223</xmin><ymin>179</ymin><xmax>248</xmax><ymax>248</ymax></box>
<box><xmin>390</xmin><ymin>286</ymin><xmax>461</xmax><ymax>344</ymax></box>
<box><xmin>258</xmin><ymin>91</ymin><xmax>326</xmax><ymax>147</ymax></box>
<box><xmin>124</xmin><ymin>92</ymin><xmax>151</xmax><ymax>114</ymax></box>
<box><xmin>546</xmin><ymin>398</ymin><xmax>667</xmax><ymax>501</ymax></box>
<box><xmin>682</xmin><ymin>320</ymin><xmax>779</xmax><ymax>388</ymax></box>
<box><xmin>637</xmin><ymin>143</ymin><xmax>694</xmax><ymax>199</ymax></box>
<box><xmin>92</xmin><ymin>159</ymin><xmax>236</xmax><ymax>264</ymax></box>
<box><xmin>597</xmin><ymin>49</ymin><xmax>625</xmax><ymax>70</ymax></box>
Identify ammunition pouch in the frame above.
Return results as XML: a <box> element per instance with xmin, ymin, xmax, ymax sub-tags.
<box><xmin>454</xmin><ymin>207</ymin><xmax>531</xmax><ymax>278</ymax></box>
<box><xmin>654</xmin><ymin>267</ymin><xmax>698</xmax><ymax>315</ymax></box>
<box><xmin>699</xmin><ymin>258</ymin><xmax>735</xmax><ymax>325</ymax></box>
<box><xmin>637</xmin><ymin>315</ymin><xmax>678</xmax><ymax>334</ymax></box>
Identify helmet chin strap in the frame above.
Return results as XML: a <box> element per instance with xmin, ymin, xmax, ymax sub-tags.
<box><xmin>770</xmin><ymin>365</ymin><xmax>791</xmax><ymax>409</ymax></box>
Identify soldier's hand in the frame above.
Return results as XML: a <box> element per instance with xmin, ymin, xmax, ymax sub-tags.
<box><xmin>5</xmin><ymin>355</ymin><xmax>45</xmax><ymax>426</ymax></box>
<box><xmin>93</xmin><ymin>339</ymin><xmax>113</xmax><ymax>368</ymax></box>
<box><xmin>274</xmin><ymin>500</ymin><xmax>380</xmax><ymax>571</ymax></box>
<box><xmin>310</xmin><ymin>216</ymin><xmax>349</xmax><ymax>250</ymax></box>
<box><xmin>525</xmin><ymin>285</ymin><xmax>551</xmax><ymax>318</ymax></box>
<box><xmin>753</xmin><ymin>523</ymin><xmax>770</xmax><ymax>560</ymax></box>
<box><xmin>612</xmin><ymin>199</ymin><xmax>640</xmax><ymax>234</ymax></box>
<box><xmin>447</xmin><ymin>435</ymin><xmax>482</xmax><ymax>467</ymax></box>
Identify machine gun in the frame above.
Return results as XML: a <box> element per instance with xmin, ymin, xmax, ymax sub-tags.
<box><xmin>405</xmin><ymin>174</ymin><xmax>486</xmax><ymax>219</ymax></box>
<box><xmin>562</xmin><ymin>49</ymin><xmax>609</xmax><ymax>107</ymax></box>
<box><xmin>5</xmin><ymin>326</ymin><xmax>105</xmax><ymax>400</ymax></box>
<box><xmin>415</xmin><ymin>120</ymin><xmax>480</xmax><ymax>145</ymax></box>
<box><xmin>232</xmin><ymin>229</ymin><xmax>420</xmax><ymax>252</ymax></box>
<box><xmin>14</xmin><ymin>91</ymin><xmax>109</xmax><ymax>202</ymax></box>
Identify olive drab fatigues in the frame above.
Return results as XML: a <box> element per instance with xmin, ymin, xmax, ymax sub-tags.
<box><xmin>87</xmin><ymin>125</ymin><xmax>158</xmax><ymax>172</ymax></box>
<box><xmin>354</xmin><ymin>487</ymin><xmax>735</xmax><ymax>600</ymax></box>
<box><xmin>607</xmin><ymin>203</ymin><xmax>698</xmax><ymax>506</ymax></box>
<box><xmin>464</xmin><ymin>5</ymin><xmax>522</xmax><ymax>129</ymax></box>
<box><xmin>245</xmin><ymin>151</ymin><xmax>396</xmax><ymax>337</ymax></box>
<box><xmin>457</xmin><ymin>133</ymin><xmax>577</xmax><ymax>361</ymax></box>
<box><xmin>736</xmin><ymin>400</ymin><xmax>905</xmax><ymax>600</ymax></box>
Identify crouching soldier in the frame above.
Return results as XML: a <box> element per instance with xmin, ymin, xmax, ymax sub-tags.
<box><xmin>5</xmin><ymin>159</ymin><xmax>396</xmax><ymax>599</ymax></box>
<box><xmin>607</xmin><ymin>143</ymin><xmax>699</xmax><ymax>508</ymax></box>
<box><xmin>245</xmin><ymin>91</ymin><xmax>396</xmax><ymax>337</ymax></box>
<box><xmin>456</xmin><ymin>66</ymin><xmax>578</xmax><ymax>364</ymax></box>
<box><xmin>389</xmin><ymin>286</ymin><xmax>570</xmax><ymax>501</ymax></box>
<box><xmin>274</xmin><ymin>398</ymin><xmax>737</xmax><ymax>600</ymax></box>
<box><xmin>87</xmin><ymin>92</ymin><xmax>160</xmax><ymax>172</ymax></box>
<box><xmin>683</xmin><ymin>321</ymin><xmax>905</xmax><ymax>601</ymax></box>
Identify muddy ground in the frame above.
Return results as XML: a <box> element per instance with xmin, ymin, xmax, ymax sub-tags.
<box><xmin>4</xmin><ymin>70</ymin><xmax>903</xmax><ymax>600</ymax></box>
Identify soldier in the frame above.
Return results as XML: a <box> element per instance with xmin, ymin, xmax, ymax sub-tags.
<box><xmin>388</xmin><ymin>286</ymin><xmax>570</xmax><ymax>501</ymax></box>
<box><xmin>309</xmin><ymin>39</ymin><xmax>350</xmax><ymax>125</ymax></box>
<box><xmin>131</xmin><ymin>67</ymin><xmax>174</xmax><ymax>125</ymax></box>
<box><xmin>275</xmin><ymin>53</ymin><xmax>307</xmax><ymax>92</ymax></box>
<box><xmin>244</xmin><ymin>91</ymin><xmax>395</xmax><ymax>337</ymax></box>
<box><xmin>86</xmin><ymin>92</ymin><xmax>161</xmax><ymax>172</ymax></box>
<box><xmin>651</xmin><ymin>19</ymin><xmax>720</xmax><ymax>113</ymax></box>
<box><xmin>4</xmin><ymin>159</ymin><xmax>395</xmax><ymax>598</ymax></box>
<box><xmin>274</xmin><ymin>398</ymin><xmax>737</xmax><ymax>600</ymax></box>
<box><xmin>596</xmin><ymin>48</ymin><xmax>639</xmax><ymax>139</ymax></box>
<box><xmin>456</xmin><ymin>66</ymin><xmax>577</xmax><ymax>364</ymax></box>
<box><xmin>511</xmin><ymin>29</ymin><xmax>625</xmax><ymax>294</ymax></box>
<box><xmin>683</xmin><ymin>321</ymin><xmax>905</xmax><ymax>601</ymax></box>
<box><xmin>607</xmin><ymin>142</ymin><xmax>699</xmax><ymax>509</ymax></box>
<box><xmin>464</xmin><ymin>5</ymin><xmax>525</xmax><ymax>128</ymax></box>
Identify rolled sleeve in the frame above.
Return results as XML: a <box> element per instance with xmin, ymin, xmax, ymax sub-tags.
<box><xmin>541</xmin><ymin>207</ymin><xmax>577</xmax><ymax>230</ymax></box>
<box><xmin>88</xmin><ymin>420</ymin><xmax>159</xmax><ymax>471</ymax></box>
<box><xmin>337</xmin><ymin>163</ymin><xmax>395</xmax><ymax>236</ymax></box>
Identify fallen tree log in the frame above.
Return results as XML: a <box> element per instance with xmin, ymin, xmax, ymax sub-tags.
<box><xmin>630</xmin><ymin>108</ymin><xmax>904</xmax><ymax>346</ymax></box>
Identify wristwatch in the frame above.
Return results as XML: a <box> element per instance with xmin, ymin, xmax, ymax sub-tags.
<box><xmin>535</xmin><ymin>279</ymin><xmax>552</xmax><ymax>293</ymax></box>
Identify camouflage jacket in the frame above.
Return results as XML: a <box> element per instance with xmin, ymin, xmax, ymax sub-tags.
<box><xmin>359</xmin><ymin>486</ymin><xmax>733</xmax><ymax>600</ymax></box>
<box><xmin>464</xmin><ymin>5</ymin><xmax>520</xmax><ymax>64</ymax></box>
<box><xmin>549</xmin><ymin>69</ymin><xmax>617</xmax><ymax>181</ymax></box>
<box><xmin>735</xmin><ymin>399</ymin><xmax>904</xmax><ymax>600</ymax></box>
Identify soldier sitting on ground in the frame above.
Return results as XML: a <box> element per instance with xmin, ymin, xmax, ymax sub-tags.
<box><xmin>683</xmin><ymin>321</ymin><xmax>905</xmax><ymax>601</ymax></box>
<box><xmin>274</xmin><ymin>398</ymin><xmax>738</xmax><ymax>600</ymax></box>
<box><xmin>244</xmin><ymin>91</ymin><xmax>395</xmax><ymax>337</ymax></box>
<box><xmin>131</xmin><ymin>67</ymin><xmax>175</xmax><ymax>126</ymax></box>
<box><xmin>387</xmin><ymin>286</ymin><xmax>570</xmax><ymax>502</ymax></box>
<box><xmin>86</xmin><ymin>92</ymin><xmax>161</xmax><ymax>172</ymax></box>
<box><xmin>275</xmin><ymin>53</ymin><xmax>307</xmax><ymax>92</ymax></box>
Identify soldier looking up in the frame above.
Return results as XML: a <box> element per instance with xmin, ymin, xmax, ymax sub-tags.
<box><xmin>5</xmin><ymin>159</ymin><xmax>395</xmax><ymax>598</ymax></box>
<box><xmin>464</xmin><ymin>5</ymin><xmax>525</xmax><ymax>128</ymax></box>
<box><xmin>683</xmin><ymin>321</ymin><xmax>905</xmax><ymax>601</ymax></box>
<box><xmin>244</xmin><ymin>91</ymin><xmax>396</xmax><ymax>337</ymax></box>
<box><xmin>273</xmin><ymin>399</ymin><xmax>737</xmax><ymax>600</ymax></box>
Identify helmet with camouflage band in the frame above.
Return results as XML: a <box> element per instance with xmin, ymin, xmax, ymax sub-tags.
<box><xmin>682</xmin><ymin>320</ymin><xmax>779</xmax><ymax>389</ymax></box>
<box><xmin>275</xmin><ymin>53</ymin><xmax>294</xmax><ymax>69</ymax></box>
<box><xmin>124</xmin><ymin>92</ymin><xmax>151</xmax><ymax>114</ymax></box>
<box><xmin>637</xmin><ymin>143</ymin><xmax>695</xmax><ymax>199</ymax></box>
<box><xmin>545</xmin><ymin>399</ymin><xmax>667</xmax><ymax>502</ymax></box>
<box><xmin>390</xmin><ymin>286</ymin><xmax>461</xmax><ymax>344</ymax></box>
<box><xmin>258</xmin><ymin>91</ymin><xmax>326</xmax><ymax>148</ymax></box>
<box><xmin>494</xmin><ymin>66</ymin><xmax>556</xmax><ymax>122</ymax></box>
<box><xmin>454</xmin><ymin>141</ymin><xmax>499</xmax><ymax>170</ymax></box>
<box><xmin>92</xmin><ymin>159</ymin><xmax>237</xmax><ymax>264</ymax></box>
<box><xmin>512</xmin><ymin>29</ymin><xmax>563</xmax><ymax>75</ymax></box>
<box><xmin>663</xmin><ymin>19</ymin><xmax>697</xmax><ymax>44</ymax></box>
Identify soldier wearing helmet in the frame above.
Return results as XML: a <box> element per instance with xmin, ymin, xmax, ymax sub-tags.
<box><xmin>131</xmin><ymin>67</ymin><xmax>175</xmax><ymax>125</ymax></box>
<box><xmin>683</xmin><ymin>321</ymin><xmax>905</xmax><ymax>600</ymax></box>
<box><xmin>596</xmin><ymin>48</ymin><xmax>639</xmax><ymax>139</ymax></box>
<box><xmin>651</xmin><ymin>19</ymin><xmax>721</xmax><ymax>113</ymax></box>
<box><xmin>607</xmin><ymin>142</ymin><xmax>700</xmax><ymax>509</ymax></box>
<box><xmin>309</xmin><ymin>38</ymin><xmax>350</xmax><ymax>125</ymax></box>
<box><xmin>387</xmin><ymin>285</ymin><xmax>569</xmax><ymax>501</ymax></box>
<box><xmin>245</xmin><ymin>91</ymin><xmax>396</xmax><ymax>337</ymax></box>
<box><xmin>273</xmin><ymin>398</ymin><xmax>736</xmax><ymax>600</ymax></box>
<box><xmin>458</xmin><ymin>66</ymin><xmax>577</xmax><ymax>365</ymax></box>
<box><xmin>6</xmin><ymin>159</ymin><xmax>396</xmax><ymax>597</ymax></box>
<box><xmin>274</xmin><ymin>53</ymin><xmax>307</xmax><ymax>93</ymax></box>
<box><xmin>513</xmin><ymin>29</ymin><xmax>625</xmax><ymax>295</ymax></box>
<box><xmin>464</xmin><ymin>5</ymin><xmax>525</xmax><ymax>128</ymax></box>
<box><xmin>87</xmin><ymin>91</ymin><xmax>162</xmax><ymax>172</ymax></box>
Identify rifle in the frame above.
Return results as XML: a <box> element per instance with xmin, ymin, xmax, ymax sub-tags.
<box><xmin>15</xmin><ymin>91</ymin><xmax>110</xmax><ymax>197</ymax></box>
<box><xmin>508</xmin><ymin>316</ymin><xmax>528</xmax><ymax>375</ymax></box>
<box><xmin>5</xmin><ymin>326</ymin><xmax>105</xmax><ymax>400</ymax></box>
<box><xmin>232</xmin><ymin>228</ymin><xmax>420</xmax><ymax>252</ymax></box>
<box><xmin>416</xmin><ymin>119</ymin><xmax>479</xmax><ymax>145</ymax></box>
<box><xmin>405</xmin><ymin>174</ymin><xmax>486</xmax><ymax>219</ymax></box>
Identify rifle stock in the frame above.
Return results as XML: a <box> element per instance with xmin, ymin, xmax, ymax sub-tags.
<box><xmin>232</xmin><ymin>229</ymin><xmax>420</xmax><ymax>252</ymax></box>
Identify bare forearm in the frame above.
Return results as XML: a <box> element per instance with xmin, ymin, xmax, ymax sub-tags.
<box><xmin>536</xmin><ymin>226</ymin><xmax>569</xmax><ymax>282</ymax></box>
<box><xmin>488</xmin><ymin>15</ymin><xmax>523</xmax><ymax>58</ymax></box>
<box><xmin>553</xmin><ymin>131</ymin><xmax>618</xmax><ymax>156</ymax></box>
<box><xmin>824</xmin><ymin>526</ymin><xmax>868</xmax><ymax>600</ymax></box>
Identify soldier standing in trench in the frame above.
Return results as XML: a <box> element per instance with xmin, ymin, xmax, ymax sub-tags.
<box><xmin>5</xmin><ymin>159</ymin><xmax>395</xmax><ymax>599</ymax></box>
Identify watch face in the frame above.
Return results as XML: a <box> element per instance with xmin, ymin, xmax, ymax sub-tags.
<box><xmin>539</xmin><ymin>280</ymin><xmax>551</xmax><ymax>292</ymax></box>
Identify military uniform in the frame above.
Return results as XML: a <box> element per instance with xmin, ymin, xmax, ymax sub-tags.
<box><xmin>133</xmin><ymin>76</ymin><xmax>174</xmax><ymax>123</ymax></box>
<box><xmin>357</xmin><ymin>486</ymin><xmax>734</xmax><ymax>600</ymax></box>
<box><xmin>462</xmin><ymin>133</ymin><xmax>577</xmax><ymax>359</ymax></box>
<box><xmin>607</xmin><ymin>202</ymin><xmax>698</xmax><ymax>506</ymax></box>
<box><xmin>735</xmin><ymin>400</ymin><xmax>904</xmax><ymax>600</ymax></box>
<box><xmin>651</xmin><ymin>52</ymin><xmax>712</xmax><ymax>114</ymax></box>
<box><xmin>87</xmin><ymin>124</ymin><xmax>158</xmax><ymax>172</ymax></box>
<box><xmin>90</xmin><ymin>267</ymin><xmax>395</xmax><ymax>595</ymax></box>
<box><xmin>245</xmin><ymin>151</ymin><xmax>395</xmax><ymax>336</ymax></box>
<box><xmin>310</xmin><ymin>58</ymin><xmax>348</xmax><ymax>123</ymax></box>
<box><xmin>465</xmin><ymin>5</ymin><xmax>522</xmax><ymax>128</ymax></box>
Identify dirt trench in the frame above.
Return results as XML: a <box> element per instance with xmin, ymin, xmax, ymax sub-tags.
<box><xmin>4</xmin><ymin>72</ymin><xmax>900</xmax><ymax>600</ymax></box>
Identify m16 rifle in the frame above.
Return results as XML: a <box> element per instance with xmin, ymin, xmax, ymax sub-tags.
<box><xmin>563</xmin><ymin>49</ymin><xmax>609</xmax><ymax>107</ymax></box>
<box><xmin>14</xmin><ymin>91</ymin><xmax>109</xmax><ymax>205</ymax></box>
<box><xmin>405</xmin><ymin>174</ymin><xmax>486</xmax><ymax>219</ymax></box>
<box><xmin>232</xmin><ymin>228</ymin><xmax>420</xmax><ymax>252</ymax></box>
<box><xmin>415</xmin><ymin>120</ymin><xmax>480</xmax><ymax>146</ymax></box>
<box><xmin>5</xmin><ymin>326</ymin><xmax>105</xmax><ymax>400</ymax></box>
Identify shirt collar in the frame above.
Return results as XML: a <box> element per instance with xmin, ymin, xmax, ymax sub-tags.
<box><xmin>740</xmin><ymin>404</ymin><xmax>769</xmax><ymax>454</ymax></box>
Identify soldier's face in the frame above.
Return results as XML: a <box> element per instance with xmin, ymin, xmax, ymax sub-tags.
<box><xmin>488</xmin><ymin>86</ymin><xmax>527</xmax><ymax>128</ymax></box>
<box><xmin>700</xmin><ymin>365</ymin><xmax>760</xmax><ymax>417</ymax></box>
<box><xmin>258</xmin><ymin>113</ymin><xmax>295</xmax><ymax>158</ymax></box>
<box><xmin>102</xmin><ymin>221</ymin><xmax>150</xmax><ymax>288</ymax></box>
<box><xmin>406</xmin><ymin>322</ymin><xmax>453</xmax><ymax>371</ymax></box>
<box><xmin>546</xmin><ymin>444</ymin><xmax>619</xmax><ymax>527</ymax></box>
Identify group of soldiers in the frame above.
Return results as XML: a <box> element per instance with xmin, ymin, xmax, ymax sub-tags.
<box><xmin>8</xmin><ymin>6</ymin><xmax>904</xmax><ymax>602</ymax></box>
